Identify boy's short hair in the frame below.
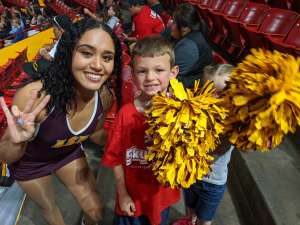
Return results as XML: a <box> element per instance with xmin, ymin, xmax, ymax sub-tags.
<box><xmin>131</xmin><ymin>36</ymin><xmax>175</xmax><ymax>68</ymax></box>
<box><xmin>203</xmin><ymin>64</ymin><xmax>234</xmax><ymax>78</ymax></box>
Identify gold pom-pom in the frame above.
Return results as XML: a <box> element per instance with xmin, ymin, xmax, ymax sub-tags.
<box><xmin>223</xmin><ymin>49</ymin><xmax>300</xmax><ymax>151</ymax></box>
<box><xmin>145</xmin><ymin>79</ymin><xmax>228</xmax><ymax>188</ymax></box>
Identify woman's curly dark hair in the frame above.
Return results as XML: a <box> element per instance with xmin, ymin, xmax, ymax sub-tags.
<box><xmin>41</xmin><ymin>18</ymin><xmax>122</xmax><ymax>113</ymax></box>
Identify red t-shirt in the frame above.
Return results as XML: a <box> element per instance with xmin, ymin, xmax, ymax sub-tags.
<box><xmin>102</xmin><ymin>103</ymin><xmax>180</xmax><ymax>225</ymax></box>
<box><xmin>132</xmin><ymin>5</ymin><xmax>165</xmax><ymax>39</ymax></box>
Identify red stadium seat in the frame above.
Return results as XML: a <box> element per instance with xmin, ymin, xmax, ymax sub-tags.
<box><xmin>223</xmin><ymin>0</ymin><xmax>248</xmax><ymax>19</ymax></box>
<box><xmin>206</xmin><ymin>0</ymin><xmax>228</xmax><ymax>44</ymax></box>
<box><xmin>238</xmin><ymin>2</ymin><xmax>271</xmax><ymax>49</ymax></box>
<box><xmin>212</xmin><ymin>51</ymin><xmax>228</xmax><ymax>63</ymax></box>
<box><xmin>268</xmin><ymin>18</ymin><xmax>300</xmax><ymax>54</ymax></box>
<box><xmin>239</xmin><ymin>2</ymin><xmax>270</xmax><ymax>27</ymax></box>
<box><xmin>220</xmin><ymin>1</ymin><xmax>248</xmax><ymax>59</ymax></box>
<box><xmin>285</xmin><ymin>19</ymin><xmax>300</xmax><ymax>48</ymax></box>
<box><xmin>258</xmin><ymin>8</ymin><xmax>299</xmax><ymax>37</ymax></box>
<box><xmin>196</xmin><ymin>0</ymin><xmax>213</xmax><ymax>33</ymax></box>
<box><xmin>258</xmin><ymin>8</ymin><xmax>299</xmax><ymax>51</ymax></box>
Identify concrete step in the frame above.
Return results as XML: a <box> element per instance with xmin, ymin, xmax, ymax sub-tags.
<box><xmin>229</xmin><ymin>137</ymin><xmax>300</xmax><ymax>225</ymax></box>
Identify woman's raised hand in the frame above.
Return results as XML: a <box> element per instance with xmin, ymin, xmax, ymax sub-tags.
<box><xmin>0</xmin><ymin>90</ymin><xmax>50</xmax><ymax>144</ymax></box>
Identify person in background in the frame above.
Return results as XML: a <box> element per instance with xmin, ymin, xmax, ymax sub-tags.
<box><xmin>30</xmin><ymin>6</ymin><xmax>45</xmax><ymax>27</ymax></box>
<box><xmin>106</xmin><ymin>4</ymin><xmax>121</xmax><ymax>30</ymax></box>
<box><xmin>39</xmin><ymin>15</ymin><xmax>72</xmax><ymax>61</ymax></box>
<box><xmin>9</xmin><ymin>17</ymin><xmax>25</xmax><ymax>43</ymax></box>
<box><xmin>124</xmin><ymin>0</ymin><xmax>164</xmax><ymax>42</ymax></box>
<box><xmin>170</xmin><ymin>3</ymin><xmax>212</xmax><ymax>88</ymax></box>
<box><xmin>0</xmin><ymin>13</ymin><xmax>10</xmax><ymax>39</ymax></box>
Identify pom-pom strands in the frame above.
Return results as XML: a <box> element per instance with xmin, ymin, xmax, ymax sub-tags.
<box><xmin>223</xmin><ymin>49</ymin><xmax>300</xmax><ymax>151</ymax></box>
<box><xmin>145</xmin><ymin>79</ymin><xmax>228</xmax><ymax>188</ymax></box>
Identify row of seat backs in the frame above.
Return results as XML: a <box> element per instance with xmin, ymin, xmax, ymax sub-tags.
<box><xmin>193</xmin><ymin>0</ymin><xmax>299</xmax><ymax>61</ymax></box>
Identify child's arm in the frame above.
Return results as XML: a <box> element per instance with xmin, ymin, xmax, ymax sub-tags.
<box><xmin>113</xmin><ymin>165</ymin><xmax>136</xmax><ymax>216</ymax></box>
<box><xmin>213</xmin><ymin>135</ymin><xmax>232</xmax><ymax>155</ymax></box>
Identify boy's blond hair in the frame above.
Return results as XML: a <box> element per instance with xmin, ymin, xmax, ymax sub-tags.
<box><xmin>131</xmin><ymin>36</ymin><xmax>175</xmax><ymax>68</ymax></box>
<box><xmin>203</xmin><ymin>64</ymin><xmax>234</xmax><ymax>78</ymax></box>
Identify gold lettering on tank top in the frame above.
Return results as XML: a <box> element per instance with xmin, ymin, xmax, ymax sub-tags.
<box><xmin>52</xmin><ymin>135</ymin><xmax>89</xmax><ymax>148</ymax></box>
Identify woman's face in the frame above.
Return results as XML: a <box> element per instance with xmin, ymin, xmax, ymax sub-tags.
<box><xmin>72</xmin><ymin>28</ymin><xmax>115</xmax><ymax>92</ymax></box>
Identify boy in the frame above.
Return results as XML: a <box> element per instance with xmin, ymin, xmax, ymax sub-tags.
<box><xmin>124</xmin><ymin>0</ymin><xmax>165</xmax><ymax>41</ymax></box>
<box><xmin>102</xmin><ymin>36</ymin><xmax>180</xmax><ymax>225</ymax></box>
<box><xmin>175</xmin><ymin>64</ymin><xmax>235</xmax><ymax>225</ymax></box>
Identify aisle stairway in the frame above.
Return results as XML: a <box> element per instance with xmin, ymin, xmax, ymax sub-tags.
<box><xmin>16</xmin><ymin>143</ymin><xmax>242</xmax><ymax>225</ymax></box>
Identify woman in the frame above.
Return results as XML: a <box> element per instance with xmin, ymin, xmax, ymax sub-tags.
<box><xmin>0</xmin><ymin>18</ymin><xmax>122</xmax><ymax>225</ymax></box>
<box><xmin>171</xmin><ymin>3</ymin><xmax>212</xmax><ymax>88</ymax></box>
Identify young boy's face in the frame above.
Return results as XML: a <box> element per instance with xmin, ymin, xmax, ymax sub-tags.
<box><xmin>204</xmin><ymin>72</ymin><xmax>230</xmax><ymax>95</ymax></box>
<box><xmin>133</xmin><ymin>54</ymin><xmax>178</xmax><ymax>98</ymax></box>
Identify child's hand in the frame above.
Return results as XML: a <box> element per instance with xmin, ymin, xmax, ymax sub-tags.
<box><xmin>119</xmin><ymin>193</ymin><xmax>136</xmax><ymax>216</ymax></box>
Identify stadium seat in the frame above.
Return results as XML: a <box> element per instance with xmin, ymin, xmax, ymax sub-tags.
<box><xmin>258</xmin><ymin>8</ymin><xmax>299</xmax><ymax>37</ymax></box>
<box><xmin>258</xmin><ymin>8</ymin><xmax>299</xmax><ymax>51</ymax></box>
<box><xmin>212</xmin><ymin>51</ymin><xmax>228</xmax><ymax>63</ymax></box>
<box><xmin>238</xmin><ymin>2</ymin><xmax>271</xmax><ymax>49</ymax></box>
<box><xmin>268</xmin><ymin>18</ymin><xmax>300</xmax><ymax>54</ymax></box>
<box><xmin>221</xmin><ymin>0</ymin><xmax>248</xmax><ymax>59</ymax></box>
<box><xmin>207</xmin><ymin>0</ymin><xmax>228</xmax><ymax>45</ymax></box>
<box><xmin>284</xmin><ymin>19</ymin><xmax>300</xmax><ymax>48</ymax></box>
<box><xmin>196</xmin><ymin>0</ymin><xmax>213</xmax><ymax>33</ymax></box>
<box><xmin>223</xmin><ymin>0</ymin><xmax>248</xmax><ymax>19</ymax></box>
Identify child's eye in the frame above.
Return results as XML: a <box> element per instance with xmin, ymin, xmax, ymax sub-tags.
<box><xmin>156</xmin><ymin>69</ymin><xmax>165</xmax><ymax>73</ymax></box>
<box><xmin>137</xmin><ymin>70</ymin><xmax>146</xmax><ymax>75</ymax></box>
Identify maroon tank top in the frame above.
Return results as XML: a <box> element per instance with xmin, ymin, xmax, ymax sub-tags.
<box><xmin>9</xmin><ymin>91</ymin><xmax>103</xmax><ymax>181</ymax></box>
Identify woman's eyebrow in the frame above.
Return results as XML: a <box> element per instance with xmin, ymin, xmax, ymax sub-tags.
<box><xmin>76</xmin><ymin>45</ymin><xmax>115</xmax><ymax>54</ymax></box>
<box><xmin>76</xmin><ymin>44</ymin><xmax>94</xmax><ymax>50</ymax></box>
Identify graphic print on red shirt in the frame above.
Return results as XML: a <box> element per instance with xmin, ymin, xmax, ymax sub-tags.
<box><xmin>102</xmin><ymin>103</ymin><xmax>180</xmax><ymax>225</ymax></box>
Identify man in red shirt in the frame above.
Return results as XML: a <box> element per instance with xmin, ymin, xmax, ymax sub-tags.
<box><xmin>125</xmin><ymin>0</ymin><xmax>165</xmax><ymax>41</ymax></box>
